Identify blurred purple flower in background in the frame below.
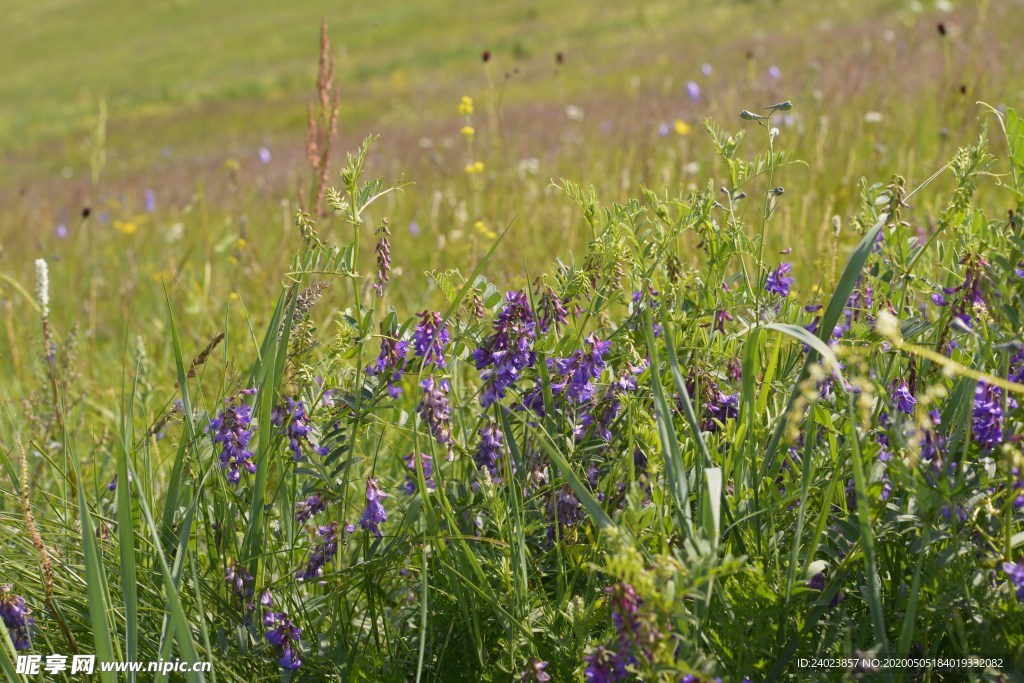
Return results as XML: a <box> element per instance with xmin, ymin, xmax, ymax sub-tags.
<box><xmin>259</xmin><ymin>147</ymin><xmax>272</xmax><ymax>164</ymax></box>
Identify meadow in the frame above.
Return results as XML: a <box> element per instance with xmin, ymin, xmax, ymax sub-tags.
<box><xmin>2</xmin><ymin>0</ymin><xmax>1024</xmax><ymax>680</ymax></box>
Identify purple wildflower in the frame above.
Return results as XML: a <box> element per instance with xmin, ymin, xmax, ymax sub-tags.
<box><xmin>225</xmin><ymin>560</ymin><xmax>254</xmax><ymax>602</ymax></box>
<box><xmin>973</xmin><ymin>382</ymin><xmax>1011</xmax><ymax>450</ymax></box>
<box><xmin>144</xmin><ymin>188</ymin><xmax>156</xmax><ymax>213</ymax></box>
<box><xmin>1003</xmin><ymin>560</ymin><xmax>1024</xmax><ymax>602</ymax></box>
<box><xmin>404</xmin><ymin>452</ymin><xmax>435</xmax><ymax>494</ymax></box>
<box><xmin>0</xmin><ymin>585</ymin><xmax>34</xmax><ymax>650</ymax></box>
<box><xmin>550</xmin><ymin>334</ymin><xmax>611</xmax><ymax>405</ymax></box>
<box><xmin>520</xmin><ymin>659</ymin><xmax>552</xmax><ymax>682</ymax></box>
<box><xmin>892</xmin><ymin>380</ymin><xmax>916</xmax><ymax>415</ymax></box>
<box><xmin>297</xmin><ymin>521</ymin><xmax>339</xmax><ymax>581</ymax></box>
<box><xmin>294</xmin><ymin>493</ymin><xmax>327</xmax><ymax>524</ymax></box>
<box><xmin>418</xmin><ymin>376</ymin><xmax>454</xmax><ymax>460</ymax></box>
<box><xmin>584</xmin><ymin>646</ymin><xmax>627</xmax><ymax>682</ymax></box>
<box><xmin>272</xmin><ymin>397</ymin><xmax>327</xmax><ymax>461</ymax></box>
<box><xmin>366</xmin><ymin>336</ymin><xmax>409</xmax><ymax>398</ymax></box>
<box><xmin>536</xmin><ymin>285</ymin><xmax>569</xmax><ymax>333</ymax></box>
<box><xmin>768</xmin><ymin>65</ymin><xmax>781</xmax><ymax>80</ymax></box>
<box><xmin>685</xmin><ymin>80</ymin><xmax>701</xmax><ymax>102</ymax></box>
<box><xmin>208</xmin><ymin>391</ymin><xmax>256</xmax><ymax>484</ymax></box>
<box><xmin>473</xmin><ymin>290</ymin><xmax>537</xmax><ymax>407</ymax></box>
<box><xmin>55</xmin><ymin>223</ymin><xmax>68</xmax><ymax>239</ymax></box>
<box><xmin>263</xmin><ymin>604</ymin><xmax>302</xmax><ymax>670</ymax></box>
<box><xmin>258</xmin><ymin>147</ymin><xmax>272</xmax><ymax>164</ymax></box>
<box><xmin>359</xmin><ymin>479</ymin><xmax>388</xmax><ymax>537</ymax></box>
<box><xmin>765</xmin><ymin>263</ymin><xmax>794</xmax><ymax>297</ymax></box>
<box><xmin>412</xmin><ymin>310</ymin><xmax>450</xmax><ymax>368</ymax></box>
<box><xmin>475</xmin><ymin>420</ymin><xmax>506</xmax><ymax>478</ymax></box>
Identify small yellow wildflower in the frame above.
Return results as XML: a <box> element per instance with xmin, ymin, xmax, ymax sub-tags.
<box><xmin>460</xmin><ymin>125</ymin><xmax>475</xmax><ymax>138</ymax></box>
<box><xmin>464</xmin><ymin>163</ymin><xmax>476</xmax><ymax>174</ymax></box>
<box><xmin>458</xmin><ymin>95</ymin><xmax>474</xmax><ymax>116</ymax></box>
<box><xmin>113</xmin><ymin>219</ymin><xmax>138</xmax><ymax>235</ymax></box>
<box><xmin>674</xmin><ymin>119</ymin><xmax>691</xmax><ymax>136</ymax></box>
<box><xmin>473</xmin><ymin>161</ymin><xmax>484</xmax><ymax>174</ymax></box>
<box><xmin>473</xmin><ymin>220</ymin><xmax>497</xmax><ymax>240</ymax></box>
<box><xmin>230</xmin><ymin>292</ymin><xmax>240</xmax><ymax>301</ymax></box>
<box><xmin>236</xmin><ymin>237</ymin><xmax>248</xmax><ymax>250</ymax></box>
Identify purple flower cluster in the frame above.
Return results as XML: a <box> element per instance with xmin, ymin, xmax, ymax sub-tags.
<box><xmin>973</xmin><ymin>382</ymin><xmax>1011</xmax><ymax>451</ymax></box>
<box><xmin>0</xmin><ymin>585</ymin><xmax>34</xmax><ymax>650</ymax></box>
<box><xmin>931</xmin><ymin>254</ymin><xmax>988</xmax><ymax>328</ymax></box>
<box><xmin>519</xmin><ymin>659</ymin><xmax>552</xmax><ymax>682</ymax></box>
<box><xmin>366</xmin><ymin>336</ymin><xmax>409</xmax><ymax>398</ymax></box>
<box><xmin>208</xmin><ymin>390</ymin><xmax>256</xmax><ymax>484</ymax></box>
<box><xmin>294</xmin><ymin>492</ymin><xmax>327</xmax><ymax>524</ymax></box>
<box><xmin>584</xmin><ymin>646</ymin><xmax>627</xmax><ymax>682</ymax></box>
<box><xmin>584</xmin><ymin>583</ymin><xmax>658</xmax><ymax>681</ymax></box>
<box><xmin>592</xmin><ymin>364</ymin><xmax>644</xmax><ymax>442</ymax></box>
<box><xmin>418</xmin><ymin>376</ymin><xmax>454</xmax><ymax>460</ymax></box>
<box><xmin>536</xmin><ymin>285</ymin><xmax>568</xmax><ymax>333</ymax></box>
<box><xmin>297</xmin><ymin>521</ymin><xmax>339</xmax><ymax>581</ymax></box>
<box><xmin>551</xmin><ymin>334</ymin><xmax>611</xmax><ymax>405</ymax></box>
<box><xmin>272</xmin><ymin>397</ymin><xmax>328</xmax><ymax>461</ymax></box>
<box><xmin>473</xmin><ymin>290</ymin><xmax>537</xmax><ymax>407</ymax></box>
<box><xmin>686</xmin><ymin>373</ymin><xmax>738</xmax><ymax>432</ymax></box>
<box><xmin>262</xmin><ymin>591</ymin><xmax>302</xmax><ymax>670</ymax></box>
<box><xmin>412</xmin><ymin>310</ymin><xmax>450</xmax><ymax>368</ymax></box>
<box><xmin>404</xmin><ymin>452</ymin><xmax>435</xmax><ymax>494</ymax></box>
<box><xmin>892</xmin><ymin>379</ymin><xmax>916</xmax><ymax>415</ymax></box>
<box><xmin>359</xmin><ymin>479</ymin><xmax>388</xmax><ymax>537</ymax></box>
<box><xmin>765</xmin><ymin>262</ymin><xmax>794</xmax><ymax>297</ymax></box>
<box><xmin>1003</xmin><ymin>560</ymin><xmax>1024</xmax><ymax>602</ymax></box>
<box><xmin>475</xmin><ymin>420</ymin><xmax>506</xmax><ymax>478</ymax></box>
<box><xmin>225</xmin><ymin>560</ymin><xmax>254</xmax><ymax>602</ymax></box>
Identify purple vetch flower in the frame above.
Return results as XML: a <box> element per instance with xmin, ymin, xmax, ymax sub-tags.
<box><xmin>366</xmin><ymin>336</ymin><xmax>409</xmax><ymax>398</ymax></box>
<box><xmin>272</xmin><ymin>397</ymin><xmax>327</xmax><ymax>461</ymax></box>
<box><xmin>549</xmin><ymin>333</ymin><xmax>611</xmax><ymax>405</ymax></box>
<box><xmin>892</xmin><ymin>379</ymin><xmax>917</xmax><ymax>415</ymax></box>
<box><xmin>931</xmin><ymin>292</ymin><xmax>947</xmax><ymax>306</ymax></box>
<box><xmin>208</xmin><ymin>391</ymin><xmax>256</xmax><ymax>484</ymax></box>
<box><xmin>475</xmin><ymin>420</ymin><xmax>506</xmax><ymax>478</ymax></box>
<box><xmin>258</xmin><ymin>147</ymin><xmax>272</xmax><ymax>164</ymax></box>
<box><xmin>225</xmin><ymin>560</ymin><xmax>254</xmax><ymax>601</ymax></box>
<box><xmin>765</xmin><ymin>262</ymin><xmax>794</xmax><ymax>297</ymax></box>
<box><xmin>536</xmin><ymin>285</ymin><xmax>569</xmax><ymax>333</ymax></box>
<box><xmin>519</xmin><ymin>659</ymin><xmax>552</xmax><ymax>682</ymax></box>
<box><xmin>685</xmin><ymin>80</ymin><xmax>701</xmax><ymax>102</ymax></box>
<box><xmin>0</xmin><ymin>585</ymin><xmax>34</xmax><ymax>650</ymax></box>
<box><xmin>584</xmin><ymin>646</ymin><xmax>627</xmax><ymax>682</ymax></box>
<box><xmin>404</xmin><ymin>452</ymin><xmax>435</xmax><ymax>494</ymax></box>
<box><xmin>1015</xmin><ymin>263</ymin><xmax>1024</xmax><ymax>278</ymax></box>
<box><xmin>973</xmin><ymin>382</ymin><xmax>1012</xmax><ymax>450</ymax></box>
<box><xmin>294</xmin><ymin>493</ymin><xmax>327</xmax><ymax>524</ymax></box>
<box><xmin>1003</xmin><ymin>560</ymin><xmax>1024</xmax><ymax>602</ymax></box>
<box><xmin>418</xmin><ymin>376</ymin><xmax>454</xmax><ymax>460</ymax></box>
<box><xmin>593</xmin><ymin>363</ymin><xmax>644</xmax><ymax>441</ymax></box>
<box><xmin>473</xmin><ymin>290</ymin><xmax>537</xmax><ymax>407</ymax></box>
<box><xmin>550</xmin><ymin>485</ymin><xmax>583</xmax><ymax>537</ymax></box>
<box><xmin>297</xmin><ymin>521</ymin><xmax>339</xmax><ymax>581</ymax></box>
<box><xmin>144</xmin><ymin>188</ymin><xmax>156</xmax><ymax>213</ymax></box>
<box><xmin>359</xmin><ymin>479</ymin><xmax>388</xmax><ymax>537</ymax></box>
<box><xmin>262</xmin><ymin>603</ymin><xmax>302</xmax><ymax>670</ymax></box>
<box><xmin>412</xmin><ymin>310</ymin><xmax>450</xmax><ymax>368</ymax></box>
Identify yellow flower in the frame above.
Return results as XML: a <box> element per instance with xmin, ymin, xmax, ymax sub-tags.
<box><xmin>460</xmin><ymin>125</ymin><xmax>475</xmax><ymax>138</ymax></box>
<box><xmin>674</xmin><ymin>119</ymin><xmax>691</xmax><ymax>136</ymax></box>
<box><xmin>458</xmin><ymin>95</ymin><xmax>474</xmax><ymax>116</ymax></box>
<box><xmin>236</xmin><ymin>237</ymin><xmax>248</xmax><ymax>250</ymax></box>
<box><xmin>464</xmin><ymin>163</ymin><xmax>476</xmax><ymax>174</ymax></box>
<box><xmin>113</xmin><ymin>219</ymin><xmax>138</xmax><ymax>235</ymax></box>
<box><xmin>473</xmin><ymin>220</ymin><xmax>497</xmax><ymax>240</ymax></box>
<box><xmin>230</xmin><ymin>292</ymin><xmax>240</xmax><ymax>301</ymax></box>
<box><xmin>473</xmin><ymin>161</ymin><xmax>484</xmax><ymax>174</ymax></box>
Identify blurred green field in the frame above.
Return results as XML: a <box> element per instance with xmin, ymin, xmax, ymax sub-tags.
<box><xmin>2</xmin><ymin>0</ymin><xmax>1023</xmax><ymax>399</ymax></box>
